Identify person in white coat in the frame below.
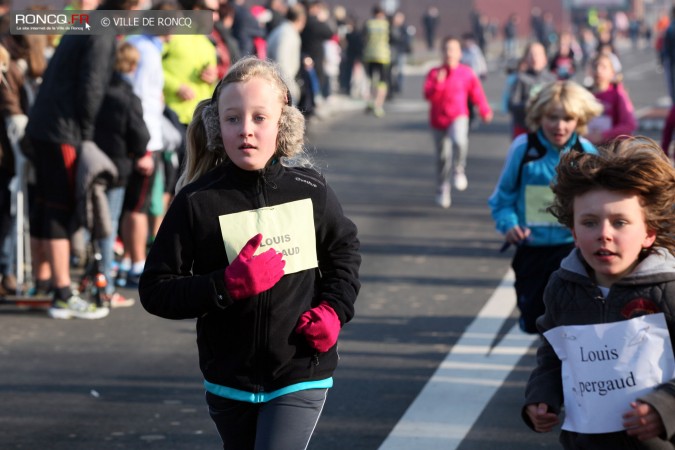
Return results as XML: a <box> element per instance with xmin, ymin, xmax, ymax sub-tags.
<box><xmin>266</xmin><ymin>3</ymin><xmax>306</xmax><ymax>105</ymax></box>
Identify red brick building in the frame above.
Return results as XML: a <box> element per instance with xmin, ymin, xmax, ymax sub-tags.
<box><xmin>323</xmin><ymin>0</ymin><xmax>656</xmax><ymax>43</ymax></box>
<box><xmin>326</xmin><ymin>0</ymin><xmax>566</xmax><ymax>40</ymax></box>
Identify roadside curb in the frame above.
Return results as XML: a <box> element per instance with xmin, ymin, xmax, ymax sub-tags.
<box><xmin>637</xmin><ymin>106</ymin><xmax>668</xmax><ymax>131</ymax></box>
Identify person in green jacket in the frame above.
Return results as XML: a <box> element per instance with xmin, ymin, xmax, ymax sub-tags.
<box><xmin>162</xmin><ymin>0</ymin><xmax>219</xmax><ymax>126</ymax></box>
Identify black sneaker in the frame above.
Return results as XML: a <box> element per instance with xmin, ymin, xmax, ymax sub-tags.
<box><xmin>125</xmin><ymin>272</ymin><xmax>141</xmax><ymax>288</ymax></box>
<box><xmin>115</xmin><ymin>269</ymin><xmax>128</xmax><ymax>287</ymax></box>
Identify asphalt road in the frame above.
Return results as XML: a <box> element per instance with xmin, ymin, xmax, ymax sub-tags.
<box><xmin>0</xmin><ymin>42</ymin><xmax>665</xmax><ymax>450</ymax></box>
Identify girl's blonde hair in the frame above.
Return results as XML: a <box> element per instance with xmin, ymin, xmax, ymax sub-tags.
<box><xmin>525</xmin><ymin>80</ymin><xmax>603</xmax><ymax>134</ymax></box>
<box><xmin>176</xmin><ymin>56</ymin><xmax>307</xmax><ymax>192</ymax></box>
<box><xmin>548</xmin><ymin>137</ymin><xmax>675</xmax><ymax>255</ymax></box>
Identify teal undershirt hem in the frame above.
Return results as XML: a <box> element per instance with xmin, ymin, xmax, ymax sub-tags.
<box><xmin>204</xmin><ymin>378</ymin><xmax>333</xmax><ymax>404</ymax></box>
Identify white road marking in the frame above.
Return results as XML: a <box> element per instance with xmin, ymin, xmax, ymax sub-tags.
<box><xmin>377</xmin><ymin>269</ymin><xmax>538</xmax><ymax>450</ymax></box>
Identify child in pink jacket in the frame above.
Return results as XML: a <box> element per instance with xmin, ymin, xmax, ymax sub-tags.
<box><xmin>424</xmin><ymin>36</ymin><xmax>492</xmax><ymax>209</ymax></box>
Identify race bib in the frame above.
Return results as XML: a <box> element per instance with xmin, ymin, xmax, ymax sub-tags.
<box><xmin>544</xmin><ymin>313</ymin><xmax>675</xmax><ymax>433</ymax></box>
<box><xmin>587</xmin><ymin>115</ymin><xmax>612</xmax><ymax>134</ymax></box>
<box><xmin>219</xmin><ymin>199</ymin><xmax>318</xmax><ymax>275</ymax></box>
<box><xmin>524</xmin><ymin>185</ymin><xmax>558</xmax><ymax>226</ymax></box>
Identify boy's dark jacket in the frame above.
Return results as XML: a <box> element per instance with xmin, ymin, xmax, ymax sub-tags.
<box><xmin>524</xmin><ymin>248</ymin><xmax>675</xmax><ymax>449</ymax></box>
<box><xmin>139</xmin><ymin>160</ymin><xmax>361</xmax><ymax>394</ymax></box>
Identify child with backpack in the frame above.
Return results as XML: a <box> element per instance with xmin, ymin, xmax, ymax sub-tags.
<box><xmin>488</xmin><ymin>80</ymin><xmax>602</xmax><ymax>333</ymax></box>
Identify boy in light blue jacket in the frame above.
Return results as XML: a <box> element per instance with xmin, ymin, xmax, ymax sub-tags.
<box><xmin>489</xmin><ymin>80</ymin><xmax>602</xmax><ymax>333</ymax></box>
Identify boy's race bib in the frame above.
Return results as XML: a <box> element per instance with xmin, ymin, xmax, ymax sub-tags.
<box><xmin>544</xmin><ymin>313</ymin><xmax>675</xmax><ymax>433</ymax></box>
<box><xmin>524</xmin><ymin>185</ymin><xmax>559</xmax><ymax>227</ymax></box>
<box><xmin>219</xmin><ymin>198</ymin><xmax>318</xmax><ymax>275</ymax></box>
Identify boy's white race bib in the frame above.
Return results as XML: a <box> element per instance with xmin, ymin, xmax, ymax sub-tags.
<box><xmin>218</xmin><ymin>198</ymin><xmax>318</xmax><ymax>275</ymax></box>
<box><xmin>544</xmin><ymin>313</ymin><xmax>675</xmax><ymax>434</ymax></box>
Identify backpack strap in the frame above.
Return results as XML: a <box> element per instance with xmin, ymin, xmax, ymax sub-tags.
<box><xmin>516</xmin><ymin>132</ymin><xmax>584</xmax><ymax>186</ymax></box>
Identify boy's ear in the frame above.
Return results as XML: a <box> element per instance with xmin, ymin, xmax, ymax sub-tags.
<box><xmin>642</xmin><ymin>229</ymin><xmax>657</xmax><ymax>249</ymax></box>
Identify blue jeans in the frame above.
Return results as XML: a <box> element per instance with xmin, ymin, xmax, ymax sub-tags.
<box><xmin>97</xmin><ymin>187</ymin><xmax>124</xmax><ymax>295</ymax></box>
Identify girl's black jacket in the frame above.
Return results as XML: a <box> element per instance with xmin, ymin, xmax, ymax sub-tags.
<box><xmin>139</xmin><ymin>160</ymin><xmax>361</xmax><ymax>394</ymax></box>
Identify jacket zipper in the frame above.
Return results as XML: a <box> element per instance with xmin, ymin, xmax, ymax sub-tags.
<box><xmin>592</xmin><ymin>285</ymin><xmax>607</xmax><ymax>321</ymax></box>
<box><xmin>256</xmin><ymin>170</ymin><xmax>266</xmax><ymax>207</ymax></box>
<box><xmin>252</xmin><ymin>170</ymin><xmax>267</xmax><ymax>393</ymax></box>
<box><xmin>254</xmin><ymin>288</ymin><xmax>271</xmax><ymax>395</ymax></box>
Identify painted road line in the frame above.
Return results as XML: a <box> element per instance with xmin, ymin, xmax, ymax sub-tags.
<box><xmin>377</xmin><ymin>269</ymin><xmax>538</xmax><ymax>450</ymax></box>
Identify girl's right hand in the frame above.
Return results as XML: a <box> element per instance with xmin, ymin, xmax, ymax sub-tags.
<box><xmin>505</xmin><ymin>225</ymin><xmax>531</xmax><ymax>245</ymax></box>
<box><xmin>525</xmin><ymin>403</ymin><xmax>559</xmax><ymax>433</ymax></box>
<box><xmin>224</xmin><ymin>234</ymin><xmax>285</xmax><ymax>300</ymax></box>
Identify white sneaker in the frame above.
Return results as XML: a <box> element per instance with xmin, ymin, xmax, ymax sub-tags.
<box><xmin>454</xmin><ymin>170</ymin><xmax>468</xmax><ymax>192</ymax></box>
<box><xmin>48</xmin><ymin>300</ymin><xmax>74</xmax><ymax>319</ymax></box>
<box><xmin>435</xmin><ymin>183</ymin><xmax>451</xmax><ymax>208</ymax></box>
<box><xmin>66</xmin><ymin>294</ymin><xmax>110</xmax><ymax>320</ymax></box>
<box><xmin>76</xmin><ymin>306</ymin><xmax>110</xmax><ymax>320</ymax></box>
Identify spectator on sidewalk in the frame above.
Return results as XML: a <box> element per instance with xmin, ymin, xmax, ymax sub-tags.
<box><xmin>26</xmin><ymin>0</ymin><xmax>139</xmax><ymax>319</ymax></box>
<box><xmin>93</xmin><ymin>42</ymin><xmax>149</xmax><ymax>307</ymax></box>
<box><xmin>120</xmin><ymin>0</ymin><xmax>175</xmax><ymax>289</ymax></box>
<box><xmin>0</xmin><ymin>44</ymin><xmax>20</xmax><ymax>297</ymax></box>
<box><xmin>388</xmin><ymin>10</ymin><xmax>413</xmax><ymax>97</ymax></box>
<box><xmin>211</xmin><ymin>2</ymin><xmax>240</xmax><ymax>80</ymax></box>
<box><xmin>338</xmin><ymin>14</ymin><xmax>363</xmax><ymax>98</ymax></box>
<box><xmin>267</xmin><ymin>3</ymin><xmax>307</xmax><ymax>106</ymax></box>
<box><xmin>300</xmin><ymin>0</ymin><xmax>334</xmax><ymax>102</ymax></box>
<box><xmin>232</xmin><ymin>0</ymin><xmax>265</xmax><ymax>57</ymax></box>
<box><xmin>162</xmin><ymin>0</ymin><xmax>218</xmax><ymax>127</ymax></box>
<box><xmin>0</xmin><ymin>32</ymin><xmax>47</xmax><ymax>296</ymax></box>
<box><xmin>422</xmin><ymin>5</ymin><xmax>439</xmax><ymax>51</ymax></box>
<box><xmin>265</xmin><ymin>0</ymin><xmax>286</xmax><ymax>35</ymax></box>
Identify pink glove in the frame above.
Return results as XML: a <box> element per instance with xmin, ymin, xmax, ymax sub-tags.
<box><xmin>295</xmin><ymin>302</ymin><xmax>341</xmax><ymax>353</ymax></box>
<box><xmin>224</xmin><ymin>234</ymin><xmax>285</xmax><ymax>300</ymax></box>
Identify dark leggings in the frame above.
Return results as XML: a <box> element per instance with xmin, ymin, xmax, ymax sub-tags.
<box><xmin>206</xmin><ymin>389</ymin><xmax>327</xmax><ymax>450</ymax></box>
<box><xmin>512</xmin><ymin>243</ymin><xmax>575</xmax><ymax>334</ymax></box>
